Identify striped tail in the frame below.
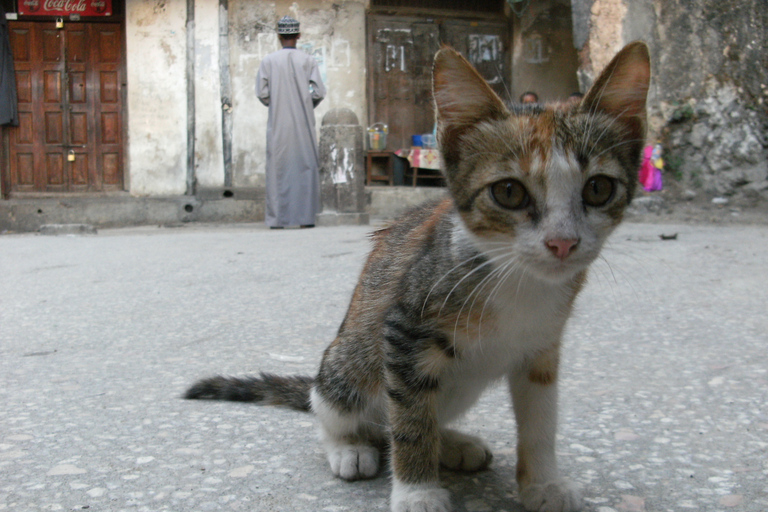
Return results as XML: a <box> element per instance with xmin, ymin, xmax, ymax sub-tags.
<box><xmin>184</xmin><ymin>373</ymin><xmax>314</xmax><ymax>412</ymax></box>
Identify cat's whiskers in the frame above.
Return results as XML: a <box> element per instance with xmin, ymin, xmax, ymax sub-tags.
<box><xmin>435</xmin><ymin>249</ymin><xmax>514</xmax><ymax>320</ymax></box>
<box><xmin>585</xmin><ymin>111</ymin><xmax>627</xmax><ymax>158</ymax></box>
<box><xmin>591</xmin><ymin>137</ymin><xmax>647</xmax><ymax>161</ymax></box>
<box><xmin>452</xmin><ymin>255</ymin><xmax>513</xmax><ymax>347</ymax></box>
<box><xmin>463</xmin><ymin>256</ymin><xmax>513</xmax><ymax>339</ymax></box>
<box><xmin>455</xmin><ymin>250</ymin><xmax>525</xmax><ymax>348</ymax></box>
<box><xmin>474</xmin><ymin>255</ymin><xmax>527</xmax><ymax>343</ymax></box>
<box><xmin>584</xmin><ymin>105</ymin><xmax>639</xmax><ymax>160</ymax></box>
<box><xmin>422</xmin><ymin>246</ymin><xmax>512</xmax><ymax>319</ymax></box>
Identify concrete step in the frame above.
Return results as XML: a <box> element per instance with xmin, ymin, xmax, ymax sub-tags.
<box><xmin>0</xmin><ymin>186</ymin><xmax>447</xmax><ymax>233</ymax></box>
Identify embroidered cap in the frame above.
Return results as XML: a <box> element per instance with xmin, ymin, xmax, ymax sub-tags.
<box><xmin>277</xmin><ymin>16</ymin><xmax>300</xmax><ymax>35</ymax></box>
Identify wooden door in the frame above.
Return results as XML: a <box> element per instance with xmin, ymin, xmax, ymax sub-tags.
<box><xmin>6</xmin><ymin>21</ymin><xmax>123</xmax><ymax>193</ymax></box>
<box><xmin>367</xmin><ymin>17</ymin><xmax>440</xmax><ymax>151</ymax></box>
<box><xmin>367</xmin><ymin>15</ymin><xmax>509</xmax><ymax>152</ymax></box>
<box><xmin>442</xmin><ymin>20</ymin><xmax>509</xmax><ymax>100</ymax></box>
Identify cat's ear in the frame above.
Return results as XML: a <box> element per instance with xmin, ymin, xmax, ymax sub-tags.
<box><xmin>432</xmin><ymin>47</ymin><xmax>508</xmax><ymax>155</ymax></box>
<box><xmin>581</xmin><ymin>41</ymin><xmax>651</xmax><ymax>141</ymax></box>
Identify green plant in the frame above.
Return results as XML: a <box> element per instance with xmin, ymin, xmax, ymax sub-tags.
<box><xmin>666</xmin><ymin>154</ymin><xmax>684</xmax><ymax>181</ymax></box>
<box><xmin>669</xmin><ymin>104</ymin><xmax>694</xmax><ymax>123</ymax></box>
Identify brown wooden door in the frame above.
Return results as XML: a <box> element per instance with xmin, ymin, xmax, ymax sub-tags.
<box><xmin>367</xmin><ymin>16</ymin><xmax>509</xmax><ymax>152</ymax></box>
<box><xmin>367</xmin><ymin>17</ymin><xmax>440</xmax><ymax>151</ymax></box>
<box><xmin>6</xmin><ymin>21</ymin><xmax>124</xmax><ymax>193</ymax></box>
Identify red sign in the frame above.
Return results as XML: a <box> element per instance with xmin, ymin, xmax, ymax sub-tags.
<box><xmin>18</xmin><ymin>0</ymin><xmax>112</xmax><ymax>16</ymax></box>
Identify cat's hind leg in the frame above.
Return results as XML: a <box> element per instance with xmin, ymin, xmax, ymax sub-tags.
<box><xmin>310</xmin><ymin>387</ymin><xmax>383</xmax><ymax>480</ymax></box>
<box><xmin>439</xmin><ymin>428</ymin><xmax>493</xmax><ymax>471</ymax></box>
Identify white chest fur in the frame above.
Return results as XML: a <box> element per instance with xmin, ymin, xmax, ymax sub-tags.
<box><xmin>436</xmin><ymin>270</ymin><xmax>574</xmax><ymax>424</ymax></box>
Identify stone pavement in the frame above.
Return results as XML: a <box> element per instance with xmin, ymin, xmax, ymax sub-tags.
<box><xmin>1</xmin><ymin>221</ymin><xmax>766</xmax><ymax>512</ymax></box>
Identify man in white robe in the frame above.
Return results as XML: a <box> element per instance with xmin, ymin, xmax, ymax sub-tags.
<box><xmin>256</xmin><ymin>16</ymin><xmax>326</xmax><ymax>228</ymax></box>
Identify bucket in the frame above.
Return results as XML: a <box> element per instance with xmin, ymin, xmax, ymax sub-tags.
<box><xmin>421</xmin><ymin>133</ymin><xmax>436</xmax><ymax>149</ymax></box>
<box><xmin>411</xmin><ymin>134</ymin><xmax>423</xmax><ymax>148</ymax></box>
<box><xmin>367</xmin><ymin>123</ymin><xmax>388</xmax><ymax>150</ymax></box>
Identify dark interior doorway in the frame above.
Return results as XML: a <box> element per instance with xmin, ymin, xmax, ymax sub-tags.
<box><xmin>367</xmin><ymin>14</ymin><xmax>510</xmax><ymax>152</ymax></box>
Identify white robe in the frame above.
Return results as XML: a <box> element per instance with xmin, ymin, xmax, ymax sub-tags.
<box><xmin>256</xmin><ymin>48</ymin><xmax>326</xmax><ymax>227</ymax></box>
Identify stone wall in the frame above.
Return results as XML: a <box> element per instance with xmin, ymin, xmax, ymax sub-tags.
<box><xmin>572</xmin><ymin>0</ymin><xmax>768</xmax><ymax>202</ymax></box>
<box><xmin>654</xmin><ymin>0</ymin><xmax>768</xmax><ymax>203</ymax></box>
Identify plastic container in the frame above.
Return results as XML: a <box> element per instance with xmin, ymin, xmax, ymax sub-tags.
<box><xmin>411</xmin><ymin>135</ymin><xmax>423</xmax><ymax>147</ymax></box>
<box><xmin>421</xmin><ymin>133</ymin><xmax>436</xmax><ymax>149</ymax></box>
<box><xmin>367</xmin><ymin>123</ymin><xmax>388</xmax><ymax>150</ymax></box>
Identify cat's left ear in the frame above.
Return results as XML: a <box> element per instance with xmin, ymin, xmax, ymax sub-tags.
<box><xmin>433</xmin><ymin>47</ymin><xmax>508</xmax><ymax>158</ymax></box>
<box><xmin>581</xmin><ymin>41</ymin><xmax>651</xmax><ymax>142</ymax></box>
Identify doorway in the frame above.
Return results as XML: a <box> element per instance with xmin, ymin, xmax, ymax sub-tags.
<box><xmin>367</xmin><ymin>15</ymin><xmax>510</xmax><ymax>152</ymax></box>
<box><xmin>5</xmin><ymin>20</ymin><xmax>124</xmax><ymax>194</ymax></box>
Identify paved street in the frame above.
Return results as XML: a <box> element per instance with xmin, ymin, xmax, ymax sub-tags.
<box><xmin>1</xmin><ymin>220</ymin><xmax>767</xmax><ymax>511</ymax></box>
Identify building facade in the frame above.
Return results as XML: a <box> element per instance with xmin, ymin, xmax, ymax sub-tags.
<box><xmin>1</xmin><ymin>0</ymin><xmax>764</xmax><ymax>231</ymax></box>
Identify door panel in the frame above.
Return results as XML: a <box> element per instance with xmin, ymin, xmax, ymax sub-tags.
<box><xmin>6</xmin><ymin>21</ymin><xmax>124</xmax><ymax>194</ymax></box>
<box><xmin>442</xmin><ymin>21</ymin><xmax>509</xmax><ymax>100</ymax></box>
<box><xmin>368</xmin><ymin>17</ymin><xmax>440</xmax><ymax>151</ymax></box>
<box><xmin>367</xmin><ymin>15</ymin><xmax>509</xmax><ymax>153</ymax></box>
<box><xmin>93</xmin><ymin>24</ymin><xmax>123</xmax><ymax>188</ymax></box>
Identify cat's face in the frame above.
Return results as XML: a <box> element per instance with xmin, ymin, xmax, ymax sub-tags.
<box><xmin>433</xmin><ymin>43</ymin><xmax>651</xmax><ymax>282</ymax></box>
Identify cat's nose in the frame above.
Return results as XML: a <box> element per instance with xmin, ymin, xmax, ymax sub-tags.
<box><xmin>546</xmin><ymin>238</ymin><xmax>579</xmax><ymax>260</ymax></box>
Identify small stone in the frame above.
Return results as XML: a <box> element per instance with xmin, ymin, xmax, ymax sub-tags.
<box><xmin>719</xmin><ymin>495</ymin><xmax>743</xmax><ymax>507</ymax></box>
<box><xmin>7</xmin><ymin>434</ymin><xmax>33</xmax><ymax>442</ymax></box>
<box><xmin>229</xmin><ymin>465</ymin><xmax>254</xmax><ymax>478</ymax></box>
<box><xmin>48</xmin><ymin>464</ymin><xmax>87</xmax><ymax>476</ymax></box>
<box><xmin>617</xmin><ymin>495</ymin><xmax>645</xmax><ymax>512</ymax></box>
<box><xmin>86</xmin><ymin>488</ymin><xmax>106</xmax><ymax>498</ymax></box>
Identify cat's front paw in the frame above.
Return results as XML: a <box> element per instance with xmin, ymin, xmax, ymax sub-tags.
<box><xmin>439</xmin><ymin>429</ymin><xmax>493</xmax><ymax>471</ymax></box>
<box><xmin>519</xmin><ymin>479</ymin><xmax>583</xmax><ymax>512</ymax></box>
<box><xmin>327</xmin><ymin>443</ymin><xmax>379</xmax><ymax>480</ymax></box>
<box><xmin>391</xmin><ymin>482</ymin><xmax>452</xmax><ymax>512</ymax></box>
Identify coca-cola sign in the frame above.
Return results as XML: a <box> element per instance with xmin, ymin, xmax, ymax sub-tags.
<box><xmin>18</xmin><ymin>0</ymin><xmax>112</xmax><ymax>16</ymax></box>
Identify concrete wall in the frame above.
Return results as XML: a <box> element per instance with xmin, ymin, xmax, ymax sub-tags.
<box><xmin>123</xmin><ymin>0</ymin><xmax>367</xmax><ymax>196</ymax></box>
<box><xmin>125</xmin><ymin>0</ymin><xmax>189</xmax><ymax>196</ymax></box>
<box><xmin>228</xmin><ymin>0</ymin><xmax>367</xmax><ymax>188</ymax></box>
<box><xmin>194</xmin><ymin>1</ymin><xmax>225</xmax><ymax>189</ymax></box>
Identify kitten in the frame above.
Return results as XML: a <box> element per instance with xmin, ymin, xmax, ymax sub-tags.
<box><xmin>186</xmin><ymin>42</ymin><xmax>651</xmax><ymax>512</ymax></box>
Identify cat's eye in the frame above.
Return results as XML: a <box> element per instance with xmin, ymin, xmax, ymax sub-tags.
<box><xmin>490</xmin><ymin>179</ymin><xmax>529</xmax><ymax>210</ymax></box>
<box><xmin>582</xmin><ymin>175</ymin><xmax>615</xmax><ymax>207</ymax></box>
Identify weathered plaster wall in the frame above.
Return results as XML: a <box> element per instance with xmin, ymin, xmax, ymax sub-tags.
<box><xmin>124</xmin><ymin>0</ymin><xmax>366</xmax><ymax>196</ymax></box>
<box><xmin>227</xmin><ymin>0</ymin><xmax>367</xmax><ymax>188</ymax></box>
<box><xmin>194</xmin><ymin>1</ymin><xmax>225</xmax><ymax>188</ymax></box>
<box><xmin>125</xmin><ymin>0</ymin><xmax>189</xmax><ymax>196</ymax></box>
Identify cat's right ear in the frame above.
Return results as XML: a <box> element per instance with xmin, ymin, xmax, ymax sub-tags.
<box><xmin>433</xmin><ymin>47</ymin><xmax>508</xmax><ymax>158</ymax></box>
<box><xmin>581</xmin><ymin>41</ymin><xmax>651</xmax><ymax>143</ymax></box>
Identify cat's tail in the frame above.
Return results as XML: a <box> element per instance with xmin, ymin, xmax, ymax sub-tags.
<box><xmin>184</xmin><ymin>373</ymin><xmax>314</xmax><ymax>412</ymax></box>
